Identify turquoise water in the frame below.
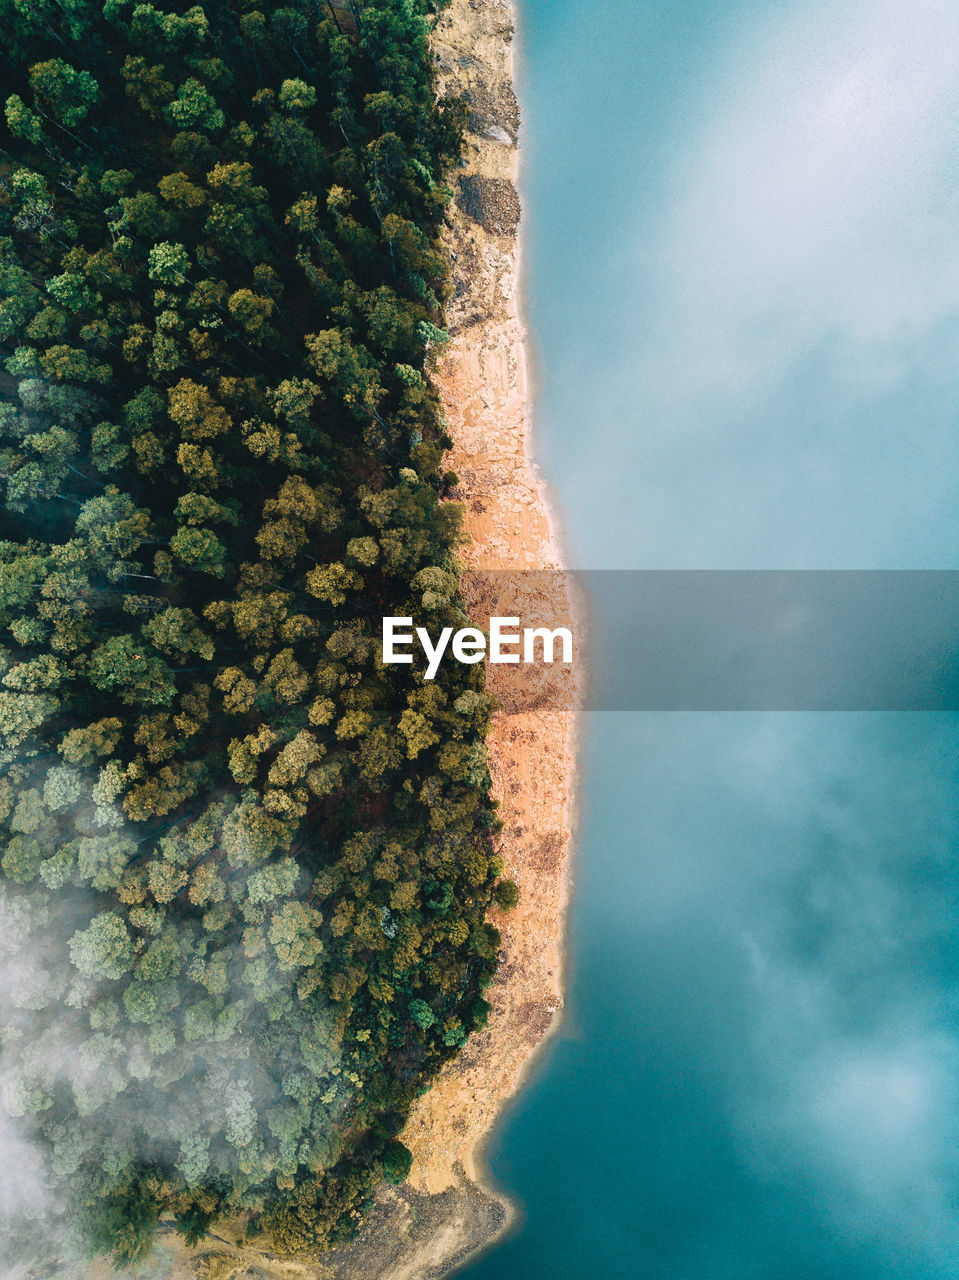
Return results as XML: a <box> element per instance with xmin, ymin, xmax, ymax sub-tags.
<box><xmin>461</xmin><ymin>0</ymin><xmax>959</xmax><ymax>1276</ymax></box>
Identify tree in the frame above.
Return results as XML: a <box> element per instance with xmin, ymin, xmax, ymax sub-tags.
<box><xmin>228</xmin><ymin>288</ymin><xmax>274</xmax><ymax>340</ymax></box>
<box><xmin>170</xmin><ymin>527</ymin><xmax>227</xmax><ymax>578</ymax></box>
<box><xmin>2</xmin><ymin>835</ymin><xmax>42</xmax><ymax>883</ymax></box>
<box><xmin>214</xmin><ymin>666</ymin><xmax>256</xmax><ymax>714</ymax></box>
<box><xmin>143</xmin><ymin>608</ymin><xmax>214</xmax><ymax>661</ymax></box>
<box><xmin>279</xmin><ymin>79</ymin><xmax>317</xmax><ymax>112</ymax></box>
<box><xmin>0</xmin><ymin>690</ymin><xmax>56</xmax><ymax>748</ymax></box>
<box><xmin>408</xmin><ymin>998</ymin><xmax>434</xmax><ymax>1030</ymax></box>
<box><xmin>165</xmin><ymin>79</ymin><xmax>224</xmax><ymax>132</ymax></box>
<box><xmin>148</xmin><ymin>242</ymin><xmax>191</xmax><ymax>286</ymax></box>
<box><xmin>380</xmin><ymin>1139</ymin><xmax>413</xmax><ymax>1186</ymax></box>
<box><xmin>268</xmin><ymin>733</ymin><xmax>323</xmax><ymax>788</ymax></box>
<box><xmin>305</xmin><ymin>562</ymin><xmax>363</xmax><ymax>605</ymax></box>
<box><xmin>3</xmin><ymin>654</ymin><xmax>66</xmax><ymax>693</ymax></box>
<box><xmin>69</xmin><ymin>912</ymin><xmax>134</xmax><ymax>981</ymax></box>
<box><xmin>168</xmin><ymin>378</ymin><xmax>231</xmax><ymax>440</ymax></box>
<box><xmin>29</xmin><ymin>59</ymin><xmax>98</xmax><ymax>128</ymax></box>
<box><xmin>397</xmin><ymin>708</ymin><xmax>439</xmax><ymax>759</ymax></box>
<box><xmin>268</xmin><ymin>901</ymin><xmax>323</xmax><ymax>969</ymax></box>
<box><xmin>76</xmin><ymin>489</ymin><xmax>151</xmax><ymax>562</ymax></box>
<box><xmin>494</xmin><ymin>879</ymin><xmax>520</xmax><ymax>910</ymax></box>
<box><xmin>44</xmin><ymin>764</ymin><xmax>81</xmax><ymax>810</ymax></box>
<box><xmin>46</xmin><ymin>271</ymin><xmax>95</xmax><ymax>313</ymax></box>
<box><xmin>77</xmin><ymin>835</ymin><xmax>135</xmax><ymax>892</ymax></box>
<box><xmin>59</xmin><ymin>717</ymin><xmax>123</xmax><ymax>765</ymax></box>
<box><xmin>5</xmin><ymin>94</ymin><xmax>44</xmax><ymax>143</ymax></box>
<box><xmin>88</xmin><ymin>636</ymin><xmax>176</xmax><ymax>706</ymax></box>
<box><xmin>263</xmin><ymin>649</ymin><xmax>309</xmax><ymax>705</ymax></box>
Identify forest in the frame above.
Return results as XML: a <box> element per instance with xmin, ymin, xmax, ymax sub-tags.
<box><xmin>0</xmin><ymin>0</ymin><xmax>514</xmax><ymax>1266</ymax></box>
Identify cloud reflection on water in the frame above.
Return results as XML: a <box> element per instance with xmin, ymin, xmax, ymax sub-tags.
<box><xmin>535</xmin><ymin>0</ymin><xmax>959</xmax><ymax>568</ymax></box>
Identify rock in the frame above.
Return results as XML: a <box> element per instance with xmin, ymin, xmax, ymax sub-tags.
<box><xmin>483</xmin><ymin>125</ymin><xmax>513</xmax><ymax>144</ymax></box>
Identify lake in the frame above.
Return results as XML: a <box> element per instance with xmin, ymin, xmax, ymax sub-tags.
<box><xmin>461</xmin><ymin>0</ymin><xmax>959</xmax><ymax>1276</ymax></box>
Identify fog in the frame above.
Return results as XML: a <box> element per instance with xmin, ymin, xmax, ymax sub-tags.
<box><xmin>0</xmin><ymin>866</ymin><xmax>344</xmax><ymax>1274</ymax></box>
<box><xmin>525</xmin><ymin>0</ymin><xmax>959</xmax><ymax>570</ymax></box>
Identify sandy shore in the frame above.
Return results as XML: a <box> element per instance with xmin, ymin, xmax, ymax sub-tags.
<box><xmin>400</xmin><ymin>0</ymin><xmax>576</xmax><ymax>1191</ymax></box>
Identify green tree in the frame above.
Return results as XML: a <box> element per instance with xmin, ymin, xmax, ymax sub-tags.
<box><xmin>69</xmin><ymin>912</ymin><xmax>134</xmax><ymax>981</ymax></box>
<box><xmin>29</xmin><ymin>59</ymin><xmax>98</xmax><ymax>127</ymax></box>
<box><xmin>494</xmin><ymin>879</ymin><xmax>520</xmax><ymax>910</ymax></box>
<box><xmin>165</xmin><ymin>79</ymin><xmax>224</xmax><ymax>132</ymax></box>
<box><xmin>408</xmin><ymin>998</ymin><xmax>434</xmax><ymax>1030</ymax></box>
<box><xmin>88</xmin><ymin>636</ymin><xmax>176</xmax><ymax>706</ymax></box>
<box><xmin>148</xmin><ymin>241</ymin><xmax>191</xmax><ymax>286</ymax></box>
<box><xmin>170</xmin><ymin>527</ymin><xmax>227</xmax><ymax>578</ymax></box>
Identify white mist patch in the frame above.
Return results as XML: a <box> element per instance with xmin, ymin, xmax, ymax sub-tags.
<box><xmin>808</xmin><ymin>1049</ymin><xmax>940</xmax><ymax>1164</ymax></box>
<box><xmin>0</xmin><ymin>1107</ymin><xmax>49</xmax><ymax>1223</ymax></box>
<box><xmin>560</xmin><ymin>0</ymin><xmax>959</xmax><ymax>568</ymax></box>
<box><xmin>0</xmin><ymin>870</ymin><xmax>348</xmax><ymax>1270</ymax></box>
<box><xmin>0</xmin><ymin>893</ymin><xmax>71</xmax><ymax>1269</ymax></box>
<box><xmin>724</xmin><ymin>715</ymin><xmax>959</xmax><ymax>1259</ymax></box>
<box><xmin>656</xmin><ymin>0</ymin><xmax>959</xmax><ymax>399</ymax></box>
<box><xmin>740</xmin><ymin>971</ymin><xmax>959</xmax><ymax>1253</ymax></box>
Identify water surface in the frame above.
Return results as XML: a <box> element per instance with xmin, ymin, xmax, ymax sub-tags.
<box><xmin>461</xmin><ymin>0</ymin><xmax>959</xmax><ymax>1275</ymax></box>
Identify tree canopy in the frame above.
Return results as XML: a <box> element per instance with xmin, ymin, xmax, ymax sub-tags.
<box><xmin>0</xmin><ymin>0</ymin><xmax>513</xmax><ymax>1266</ymax></box>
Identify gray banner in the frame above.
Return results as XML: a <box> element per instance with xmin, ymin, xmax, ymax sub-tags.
<box><xmin>459</xmin><ymin>570</ymin><xmax>959</xmax><ymax>711</ymax></box>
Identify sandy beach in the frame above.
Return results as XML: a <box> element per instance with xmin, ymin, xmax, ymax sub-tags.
<box><xmin>401</xmin><ymin>0</ymin><xmax>576</xmax><ymax>1195</ymax></box>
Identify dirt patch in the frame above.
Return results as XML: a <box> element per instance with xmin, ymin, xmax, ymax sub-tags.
<box><xmin>462</xmin><ymin>78</ymin><xmax>520</xmax><ymax>141</ymax></box>
<box><xmin>319</xmin><ymin>1178</ymin><xmax>509</xmax><ymax>1280</ymax></box>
